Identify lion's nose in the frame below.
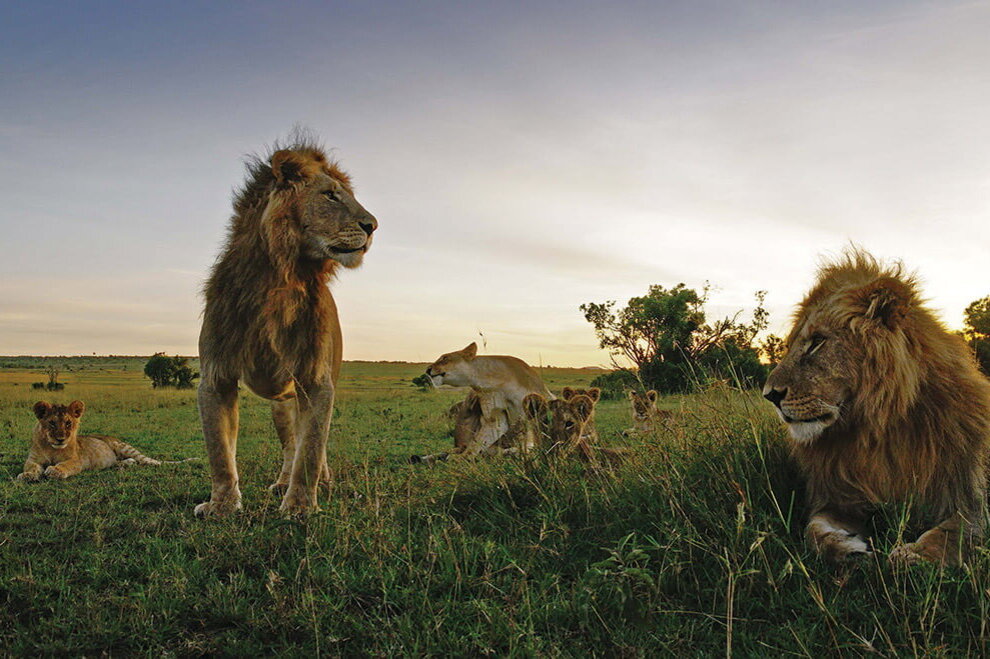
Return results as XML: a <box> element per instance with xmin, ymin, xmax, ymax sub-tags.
<box><xmin>360</xmin><ymin>216</ymin><xmax>377</xmax><ymax>235</ymax></box>
<box><xmin>763</xmin><ymin>387</ymin><xmax>787</xmax><ymax>408</ymax></box>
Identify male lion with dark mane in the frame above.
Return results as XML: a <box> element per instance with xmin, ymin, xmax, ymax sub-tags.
<box><xmin>764</xmin><ymin>249</ymin><xmax>990</xmax><ymax>565</ymax></box>
<box><xmin>195</xmin><ymin>134</ymin><xmax>377</xmax><ymax>517</ymax></box>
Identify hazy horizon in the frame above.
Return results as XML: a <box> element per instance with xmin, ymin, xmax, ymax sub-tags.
<box><xmin>2</xmin><ymin>1</ymin><xmax>989</xmax><ymax>367</ymax></box>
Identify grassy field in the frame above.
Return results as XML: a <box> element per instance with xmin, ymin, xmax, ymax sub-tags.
<box><xmin>1</xmin><ymin>358</ymin><xmax>989</xmax><ymax>655</ymax></box>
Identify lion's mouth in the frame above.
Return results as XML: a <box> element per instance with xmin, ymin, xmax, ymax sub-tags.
<box><xmin>49</xmin><ymin>441</ymin><xmax>68</xmax><ymax>449</ymax></box>
<box><xmin>781</xmin><ymin>412</ymin><xmax>833</xmax><ymax>424</ymax></box>
<box><xmin>330</xmin><ymin>244</ymin><xmax>367</xmax><ymax>254</ymax></box>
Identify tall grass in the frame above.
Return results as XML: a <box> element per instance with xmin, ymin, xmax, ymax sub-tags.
<box><xmin>0</xmin><ymin>361</ymin><xmax>988</xmax><ymax>655</ymax></box>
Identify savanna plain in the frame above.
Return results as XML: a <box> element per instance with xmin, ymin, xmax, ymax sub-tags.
<box><xmin>1</xmin><ymin>357</ymin><xmax>989</xmax><ymax>656</ymax></box>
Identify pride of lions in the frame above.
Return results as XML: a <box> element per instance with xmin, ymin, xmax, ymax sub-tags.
<box><xmin>16</xmin><ymin>134</ymin><xmax>990</xmax><ymax>568</ymax></box>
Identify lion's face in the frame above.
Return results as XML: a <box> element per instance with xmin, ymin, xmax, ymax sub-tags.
<box><xmin>764</xmin><ymin>317</ymin><xmax>861</xmax><ymax>443</ymax></box>
<box><xmin>270</xmin><ymin>149</ymin><xmax>377</xmax><ymax>269</ymax></box>
<box><xmin>628</xmin><ymin>390</ymin><xmax>659</xmax><ymax>420</ymax></box>
<box><xmin>425</xmin><ymin>343</ymin><xmax>478</xmax><ymax>388</ymax></box>
<box><xmin>549</xmin><ymin>395</ymin><xmax>594</xmax><ymax>445</ymax></box>
<box><xmin>33</xmin><ymin>400</ymin><xmax>84</xmax><ymax>449</ymax></box>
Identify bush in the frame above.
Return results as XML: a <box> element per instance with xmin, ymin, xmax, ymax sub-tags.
<box><xmin>144</xmin><ymin>353</ymin><xmax>198</xmax><ymax>389</ymax></box>
<box><xmin>411</xmin><ymin>373</ymin><xmax>434</xmax><ymax>391</ymax></box>
<box><xmin>31</xmin><ymin>382</ymin><xmax>45</xmax><ymax>390</ymax></box>
<box><xmin>589</xmin><ymin>369</ymin><xmax>641</xmax><ymax>400</ymax></box>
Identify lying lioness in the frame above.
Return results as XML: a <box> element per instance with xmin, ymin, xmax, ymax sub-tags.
<box><xmin>18</xmin><ymin>400</ymin><xmax>172</xmax><ymax>481</ymax></box>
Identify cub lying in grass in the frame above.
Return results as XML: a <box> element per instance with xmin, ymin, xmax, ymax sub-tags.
<box><xmin>18</xmin><ymin>401</ymin><xmax>168</xmax><ymax>481</ymax></box>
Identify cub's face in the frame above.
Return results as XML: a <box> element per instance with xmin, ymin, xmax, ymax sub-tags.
<box><xmin>33</xmin><ymin>400</ymin><xmax>85</xmax><ymax>450</ymax></box>
<box><xmin>425</xmin><ymin>343</ymin><xmax>478</xmax><ymax>387</ymax></box>
<box><xmin>270</xmin><ymin>149</ymin><xmax>378</xmax><ymax>269</ymax></box>
<box><xmin>628</xmin><ymin>390</ymin><xmax>659</xmax><ymax>420</ymax></box>
<box><xmin>549</xmin><ymin>395</ymin><xmax>595</xmax><ymax>445</ymax></box>
<box><xmin>763</xmin><ymin>323</ymin><xmax>855</xmax><ymax>443</ymax></box>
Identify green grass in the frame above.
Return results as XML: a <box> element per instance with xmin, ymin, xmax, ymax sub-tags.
<box><xmin>1</xmin><ymin>359</ymin><xmax>989</xmax><ymax>655</ymax></box>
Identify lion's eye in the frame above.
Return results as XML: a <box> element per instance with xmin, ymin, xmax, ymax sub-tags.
<box><xmin>323</xmin><ymin>190</ymin><xmax>338</xmax><ymax>201</ymax></box>
<box><xmin>564</xmin><ymin>421</ymin><xmax>575</xmax><ymax>430</ymax></box>
<box><xmin>807</xmin><ymin>334</ymin><xmax>827</xmax><ymax>355</ymax></box>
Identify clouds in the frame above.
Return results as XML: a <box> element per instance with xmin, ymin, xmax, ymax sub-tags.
<box><xmin>1</xmin><ymin>1</ymin><xmax>988</xmax><ymax>364</ymax></box>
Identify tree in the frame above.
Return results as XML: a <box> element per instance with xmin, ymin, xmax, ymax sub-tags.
<box><xmin>964</xmin><ymin>295</ymin><xmax>990</xmax><ymax>375</ymax></box>
<box><xmin>759</xmin><ymin>334</ymin><xmax>786</xmax><ymax>369</ymax></box>
<box><xmin>581</xmin><ymin>285</ymin><xmax>770</xmax><ymax>393</ymax></box>
<box><xmin>144</xmin><ymin>353</ymin><xmax>198</xmax><ymax>389</ymax></box>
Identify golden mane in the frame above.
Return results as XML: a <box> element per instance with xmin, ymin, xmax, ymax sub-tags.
<box><xmin>202</xmin><ymin>137</ymin><xmax>351</xmax><ymax>385</ymax></box>
<box><xmin>792</xmin><ymin>248</ymin><xmax>990</xmax><ymax>522</ymax></box>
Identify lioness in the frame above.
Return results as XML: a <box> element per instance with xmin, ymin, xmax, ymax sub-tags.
<box><xmin>18</xmin><ymin>401</ymin><xmax>164</xmax><ymax>481</ymax></box>
<box><xmin>422</xmin><ymin>342</ymin><xmax>553</xmax><ymax>458</ymax></box>
<box><xmin>764</xmin><ymin>249</ymin><xmax>990</xmax><ymax>566</ymax></box>
<box><xmin>196</xmin><ymin>137</ymin><xmax>377</xmax><ymax>517</ymax></box>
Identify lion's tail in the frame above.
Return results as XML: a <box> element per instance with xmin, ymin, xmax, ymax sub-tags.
<box><xmin>103</xmin><ymin>438</ymin><xmax>162</xmax><ymax>466</ymax></box>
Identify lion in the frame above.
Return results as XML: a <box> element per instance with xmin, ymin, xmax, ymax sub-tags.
<box><xmin>560</xmin><ymin>386</ymin><xmax>603</xmax><ymax>448</ymax></box>
<box><xmin>414</xmin><ymin>343</ymin><xmax>553</xmax><ymax>462</ymax></box>
<box><xmin>623</xmin><ymin>390</ymin><xmax>672</xmax><ymax>436</ymax></box>
<box><xmin>764</xmin><ymin>249</ymin><xmax>990</xmax><ymax>565</ymax></box>
<box><xmin>18</xmin><ymin>401</ymin><xmax>168</xmax><ymax>481</ymax></box>
<box><xmin>195</xmin><ymin>135</ymin><xmax>377</xmax><ymax>517</ymax></box>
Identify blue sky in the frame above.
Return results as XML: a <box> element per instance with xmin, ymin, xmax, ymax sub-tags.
<box><xmin>2</xmin><ymin>1</ymin><xmax>989</xmax><ymax>365</ymax></box>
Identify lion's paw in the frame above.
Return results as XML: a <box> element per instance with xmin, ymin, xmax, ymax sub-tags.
<box><xmin>278</xmin><ymin>490</ymin><xmax>319</xmax><ymax>518</ymax></box>
<box><xmin>16</xmin><ymin>471</ymin><xmax>41</xmax><ymax>482</ymax></box>
<box><xmin>43</xmin><ymin>465</ymin><xmax>68</xmax><ymax>480</ymax></box>
<box><xmin>889</xmin><ymin>543</ymin><xmax>926</xmax><ymax>566</ymax></box>
<box><xmin>193</xmin><ymin>498</ymin><xmax>243</xmax><ymax>518</ymax></box>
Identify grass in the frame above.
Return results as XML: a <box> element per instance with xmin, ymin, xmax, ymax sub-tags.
<box><xmin>1</xmin><ymin>358</ymin><xmax>989</xmax><ymax>656</ymax></box>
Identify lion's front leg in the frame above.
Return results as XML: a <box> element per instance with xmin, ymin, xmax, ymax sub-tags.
<box><xmin>280</xmin><ymin>378</ymin><xmax>335</xmax><ymax>516</ymax></box>
<box><xmin>807</xmin><ymin>510</ymin><xmax>872</xmax><ymax>564</ymax></box>
<box><xmin>194</xmin><ymin>379</ymin><xmax>243</xmax><ymax>518</ymax></box>
<box><xmin>890</xmin><ymin>512</ymin><xmax>974</xmax><ymax>567</ymax></box>
<box><xmin>44</xmin><ymin>458</ymin><xmax>83</xmax><ymax>480</ymax></box>
<box><xmin>17</xmin><ymin>458</ymin><xmax>45</xmax><ymax>482</ymax></box>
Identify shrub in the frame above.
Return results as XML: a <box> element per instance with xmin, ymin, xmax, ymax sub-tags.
<box><xmin>588</xmin><ymin>369</ymin><xmax>640</xmax><ymax>400</ymax></box>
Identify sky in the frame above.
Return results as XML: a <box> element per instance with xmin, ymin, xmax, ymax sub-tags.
<box><xmin>1</xmin><ymin>1</ymin><xmax>988</xmax><ymax>367</ymax></box>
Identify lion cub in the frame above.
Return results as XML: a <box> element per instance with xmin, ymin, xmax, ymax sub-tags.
<box><xmin>624</xmin><ymin>390</ymin><xmax>671</xmax><ymax>436</ymax></box>
<box><xmin>18</xmin><ymin>401</ymin><xmax>163</xmax><ymax>481</ymax></box>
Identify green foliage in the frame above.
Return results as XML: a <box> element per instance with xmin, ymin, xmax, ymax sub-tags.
<box><xmin>582</xmin><ymin>285</ymin><xmax>770</xmax><ymax>393</ymax></box>
<box><xmin>588</xmin><ymin>369</ymin><xmax>640</xmax><ymax>400</ymax></box>
<box><xmin>964</xmin><ymin>296</ymin><xmax>990</xmax><ymax>375</ymax></box>
<box><xmin>759</xmin><ymin>333</ymin><xmax>786</xmax><ymax>369</ymax></box>
<box><xmin>143</xmin><ymin>353</ymin><xmax>198</xmax><ymax>389</ymax></box>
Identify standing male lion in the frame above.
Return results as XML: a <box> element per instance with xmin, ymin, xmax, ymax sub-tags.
<box><xmin>764</xmin><ymin>249</ymin><xmax>990</xmax><ymax>565</ymax></box>
<box><xmin>195</xmin><ymin>136</ymin><xmax>377</xmax><ymax>517</ymax></box>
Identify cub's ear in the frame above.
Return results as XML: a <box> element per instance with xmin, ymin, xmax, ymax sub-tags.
<box><xmin>523</xmin><ymin>393</ymin><xmax>547</xmax><ymax>420</ymax></box>
<box><xmin>646</xmin><ymin>390</ymin><xmax>658</xmax><ymax>403</ymax></box>
<box><xmin>270</xmin><ymin>149</ymin><xmax>310</xmax><ymax>187</ymax></box>
<box><xmin>854</xmin><ymin>277</ymin><xmax>914</xmax><ymax>329</ymax></box>
<box><xmin>572</xmin><ymin>395</ymin><xmax>594</xmax><ymax>421</ymax></box>
<box><xmin>586</xmin><ymin>387</ymin><xmax>601</xmax><ymax>403</ymax></box>
<box><xmin>461</xmin><ymin>342</ymin><xmax>478</xmax><ymax>359</ymax></box>
<box><xmin>561</xmin><ymin>386</ymin><xmax>575</xmax><ymax>400</ymax></box>
<box><xmin>33</xmin><ymin>401</ymin><xmax>51</xmax><ymax>419</ymax></box>
<box><xmin>68</xmin><ymin>400</ymin><xmax>85</xmax><ymax>418</ymax></box>
<box><xmin>627</xmin><ymin>390</ymin><xmax>637</xmax><ymax>400</ymax></box>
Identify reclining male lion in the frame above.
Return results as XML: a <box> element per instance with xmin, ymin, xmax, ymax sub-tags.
<box><xmin>764</xmin><ymin>249</ymin><xmax>990</xmax><ymax>565</ymax></box>
<box><xmin>195</xmin><ymin>136</ymin><xmax>377</xmax><ymax>517</ymax></box>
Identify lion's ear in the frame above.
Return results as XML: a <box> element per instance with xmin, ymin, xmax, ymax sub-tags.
<box><xmin>271</xmin><ymin>150</ymin><xmax>309</xmax><ymax>186</ymax></box>
<box><xmin>646</xmin><ymin>390</ymin><xmax>658</xmax><ymax>403</ymax></box>
<box><xmin>523</xmin><ymin>393</ymin><xmax>547</xmax><ymax>420</ymax></box>
<box><xmin>856</xmin><ymin>277</ymin><xmax>913</xmax><ymax>329</ymax></box>
<box><xmin>33</xmin><ymin>401</ymin><xmax>51</xmax><ymax>419</ymax></box>
<box><xmin>68</xmin><ymin>400</ymin><xmax>85</xmax><ymax>418</ymax></box>
<box><xmin>462</xmin><ymin>342</ymin><xmax>478</xmax><ymax>359</ymax></box>
<box><xmin>586</xmin><ymin>387</ymin><xmax>601</xmax><ymax>403</ymax></box>
<box><xmin>561</xmin><ymin>387</ymin><xmax>574</xmax><ymax>400</ymax></box>
<box><xmin>627</xmin><ymin>391</ymin><xmax>636</xmax><ymax>400</ymax></box>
